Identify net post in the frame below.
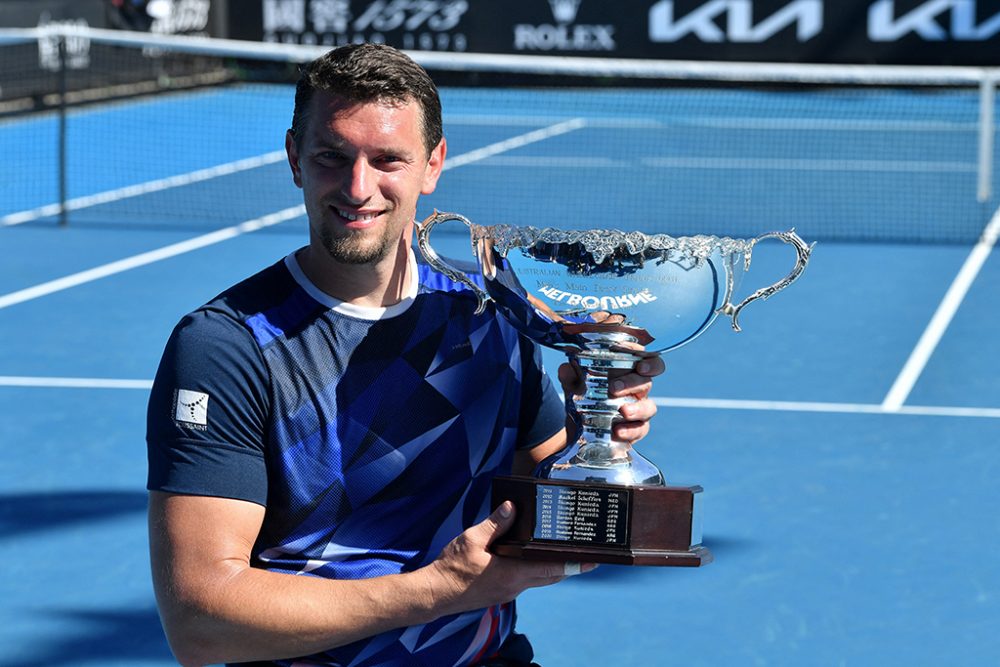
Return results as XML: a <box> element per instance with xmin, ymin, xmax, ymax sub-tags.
<box><xmin>977</xmin><ymin>71</ymin><xmax>996</xmax><ymax>204</ymax></box>
<box><xmin>57</xmin><ymin>32</ymin><xmax>68</xmax><ymax>227</ymax></box>
<box><xmin>211</xmin><ymin>0</ymin><xmax>229</xmax><ymax>39</ymax></box>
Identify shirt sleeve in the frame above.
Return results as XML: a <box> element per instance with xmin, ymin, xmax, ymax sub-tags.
<box><xmin>516</xmin><ymin>335</ymin><xmax>567</xmax><ymax>449</ymax></box>
<box><xmin>146</xmin><ymin>308</ymin><xmax>270</xmax><ymax>506</ymax></box>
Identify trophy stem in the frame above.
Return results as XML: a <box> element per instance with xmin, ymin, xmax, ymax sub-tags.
<box><xmin>536</xmin><ymin>338</ymin><xmax>665</xmax><ymax>487</ymax></box>
<box><xmin>574</xmin><ymin>354</ymin><xmax>638</xmax><ymax>467</ymax></box>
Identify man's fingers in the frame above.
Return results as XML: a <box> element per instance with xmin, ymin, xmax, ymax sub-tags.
<box><xmin>557</xmin><ymin>361</ymin><xmax>585</xmax><ymax>397</ymax></box>
<box><xmin>612</xmin><ymin>395</ymin><xmax>657</xmax><ymax>444</ymax></box>
<box><xmin>609</xmin><ymin>373</ymin><xmax>653</xmax><ymax>400</ymax></box>
<box><xmin>560</xmin><ymin>356</ymin><xmax>664</xmax><ymax>399</ymax></box>
<box><xmin>479</xmin><ymin>505</ymin><xmax>598</xmax><ymax>582</ymax></box>
<box><xmin>619</xmin><ymin>395</ymin><xmax>658</xmax><ymax>422</ymax></box>
<box><xmin>613</xmin><ymin>418</ymin><xmax>651</xmax><ymax>444</ymax></box>
<box><xmin>635</xmin><ymin>356</ymin><xmax>665</xmax><ymax>378</ymax></box>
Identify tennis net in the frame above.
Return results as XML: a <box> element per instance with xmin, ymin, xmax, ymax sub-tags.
<box><xmin>2</xmin><ymin>25</ymin><xmax>998</xmax><ymax>244</ymax></box>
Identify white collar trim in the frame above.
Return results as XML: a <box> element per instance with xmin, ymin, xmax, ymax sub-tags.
<box><xmin>284</xmin><ymin>249</ymin><xmax>419</xmax><ymax>320</ymax></box>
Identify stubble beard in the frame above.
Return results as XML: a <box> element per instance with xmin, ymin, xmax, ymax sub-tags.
<box><xmin>318</xmin><ymin>222</ymin><xmax>396</xmax><ymax>266</ymax></box>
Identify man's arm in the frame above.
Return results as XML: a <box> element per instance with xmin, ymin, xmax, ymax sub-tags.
<box><xmin>149</xmin><ymin>491</ymin><xmax>572</xmax><ymax>667</ymax></box>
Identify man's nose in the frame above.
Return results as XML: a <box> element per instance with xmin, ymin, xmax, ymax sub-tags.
<box><xmin>341</xmin><ymin>158</ymin><xmax>376</xmax><ymax>203</ymax></box>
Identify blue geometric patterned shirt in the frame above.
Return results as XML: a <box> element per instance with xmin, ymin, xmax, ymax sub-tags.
<box><xmin>147</xmin><ymin>249</ymin><xmax>565</xmax><ymax>667</ymax></box>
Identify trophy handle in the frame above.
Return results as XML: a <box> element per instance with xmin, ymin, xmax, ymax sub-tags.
<box><xmin>415</xmin><ymin>211</ymin><xmax>492</xmax><ymax>314</ymax></box>
<box><xmin>720</xmin><ymin>229</ymin><xmax>814</xmax><ymax>332</ymax></box>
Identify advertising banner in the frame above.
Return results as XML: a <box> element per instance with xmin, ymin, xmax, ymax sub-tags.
<box><xmin>0</xmin><ymin>0</ymin><xmax>220</xmax><ymax>106</ymax></box>
<box><xmin>227</xmin><ymin>0</ymin><xmax>1000</xmax><ymax>66</ymax></box>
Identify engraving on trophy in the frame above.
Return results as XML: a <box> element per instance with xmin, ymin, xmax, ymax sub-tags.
<box><xmin>533</xmin><ymin>483</ymin><xmax>630</xmax><ymax>547</ymax></box>
<box><xmin>416</xmin><ymin>211</ymin><xmax>813</xmax><ymax>566</ymax></box>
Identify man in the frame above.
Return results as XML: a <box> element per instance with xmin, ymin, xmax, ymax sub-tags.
<box><xmin>147</xmin><ymin>43</ymin><xmax>662</xmax><ymax>667</ymax></box>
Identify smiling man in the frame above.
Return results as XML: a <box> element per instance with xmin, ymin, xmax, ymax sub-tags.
<box><xmin>287</xmin><ymin>73</ymin><xmax>443</xmax><ymax>298</ymax></box>
<box><xmin>146</xmin><ymin>43</ymin><xmax>663</xmax><ymax>667</ymax></box>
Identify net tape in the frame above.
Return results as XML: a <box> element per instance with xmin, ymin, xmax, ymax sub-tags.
<box><xmin>2</xmin><ymin>25</ymin><xmax>998</xmax><ymax>85</ymax></box>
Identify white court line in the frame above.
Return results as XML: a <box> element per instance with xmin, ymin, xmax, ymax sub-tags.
<box><xmin>442</xmin><ymin>118</ymin><xmax>586</xmax><ymax>170</ymax></box>
<box><xmin>0</xmin><ymin>376</ymin><xmax>153</xmax><ymax>389</ymax></box>
<box><xmin>0</xmin><ymin>205</ymin><xmax>305</xmax><ymax>310</ymax></box>
<box><xmin>3</xmin><ymin>376</ymin><xmax>997</xmax><ymax>418</ymax></box>
<box><xmin>446</xmin><ymin>115</ymin><xmax>582</xmax><ymax>127</ymax></box>
<box><xmin>659</xmin><ymin>117</ymin><xmax>978</xmax><ymax>132</ymax></box>
<box><xmin>1</xmin><ymin>151</ymin><xmax>288</xmax><ymax>227</ymax></box>
<box><xmin>458</xmin><ymin>156</ymin><xmax>623</xmax><ymax>169</ymax></box>
<box><xmin>882</xmin><ymin>205</ymin><xmax>1000</xmax><ymax>412</ymax></box>
<box><xmin>445</xmin><ymin>115</ymin><xmax>978</xmax><ymax>132</ymax></box>
<box><xmin>1</xmin><ymin>118</ymin><xmax>585</xmax><ymax>227</ymax></box>
<box><xmin>642</xmin><ymin>156</ymin><xmax>975</xmax><ymax>173</ymax></box>
<box><xmin>479</xmin><ymin>155</ymin><xmax>974</xmax><ymax>173</ymax></box>
<box><xmin>658</xmin><ymin>396</ymin><xmax>1000</xmax><ymax>419</ymax></box>
<box><xmin>586</xmin><ymin>118</ymin><xmax>978</xmax><ymax>132</ymax></box>
<box><xmin>0</xmin><ymin>120</ymin><xmax>587</xmax><ymax>310</ymax></box>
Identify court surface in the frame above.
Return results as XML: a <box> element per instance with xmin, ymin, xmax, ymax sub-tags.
<box><xmin>1</xmin><ymin>83</ymin><xmax>999</xmax><ymax>666</ymax></box>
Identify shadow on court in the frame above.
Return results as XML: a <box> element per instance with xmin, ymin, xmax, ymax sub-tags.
<box><xmin>566</xmin><ymin>533</ymin><xmax>758</xmax><ymax>582</ymax></box>
<box><xmin>0</xmin><ymin>491</ymin><xmax>174</xmax><ymax>665</ymax></box>
<box><xmin>1</xmin><ymin>607</ymin><xmax>173</xmax><ymax>667</ymax></box>
<box><xmin>0</xmin><ymin>490</ymin><xmax>147</xmax><ymax>538</ymax></box>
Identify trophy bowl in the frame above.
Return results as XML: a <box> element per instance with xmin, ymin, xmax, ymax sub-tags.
<box><xmin>417</xmin><ymin>212</ymin><xmax>812</xmax><ymax>566</ymax></box>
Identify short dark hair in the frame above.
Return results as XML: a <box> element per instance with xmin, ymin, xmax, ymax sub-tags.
<box><xmin>290</xmin><ymin>43</ymin><xmax>443</xmax><ymax>157</ymax></box>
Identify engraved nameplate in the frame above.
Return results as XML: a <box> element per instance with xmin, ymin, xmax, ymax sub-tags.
<box><xmin>532</xmin><ymin>483</ymin><xmax>630</xmax><ymax>547</ymax></box>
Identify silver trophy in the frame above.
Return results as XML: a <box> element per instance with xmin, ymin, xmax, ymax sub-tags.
<box><xmin>417</xmin><ymin>212</ymin><xmax>812</xmax><ymax>566</ymax></box>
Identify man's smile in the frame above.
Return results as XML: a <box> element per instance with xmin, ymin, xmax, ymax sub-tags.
<box><xmin>332</xmin><ymin>206</ymin><xmax>384</xmax><ymax>227</ymax></box>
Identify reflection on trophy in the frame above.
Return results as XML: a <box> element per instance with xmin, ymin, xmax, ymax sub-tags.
<box><xmin>417</xmin><ymin>212</ymin><xmax>812</xmax><ymax>567</ymax></box>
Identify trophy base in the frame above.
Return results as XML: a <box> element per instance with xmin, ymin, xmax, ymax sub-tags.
<box><xmin>491</xmin><ymin>476</ymin><xmax>712</xmax><ymax>568</ymax></box>
<box><xmin>491</xmin><ymin>541</ymin><xmax>712</xmax><ymax>567</ymax></box>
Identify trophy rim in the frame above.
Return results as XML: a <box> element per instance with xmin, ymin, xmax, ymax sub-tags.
<box><xmin>470</xmin><ymin>223</ymin><xmax>756</xmax><ymax>265</ymax></box>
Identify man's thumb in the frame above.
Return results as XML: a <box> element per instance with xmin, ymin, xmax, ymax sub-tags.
<box><xmin>482</xmin><ymin>500</ymin><xmax>516</xmax><ymax>545</ymax></box>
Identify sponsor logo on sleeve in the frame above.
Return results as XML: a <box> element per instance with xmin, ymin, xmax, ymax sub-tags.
<box><xmin>173</xmin><ymin>389</ymin><xmax>209</xmax><ymax>430</ymax></box>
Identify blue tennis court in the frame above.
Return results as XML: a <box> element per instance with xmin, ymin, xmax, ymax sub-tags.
<box><xmin>2</xmin><ymin>79</ymin><xmax>999</xmax><ymax>666</ymax></box>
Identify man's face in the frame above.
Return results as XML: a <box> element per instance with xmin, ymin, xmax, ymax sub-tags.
<box><xmin>286</xmin><ymin>90</ymin><xmax>445</xmax><ymax>266</ymax></box>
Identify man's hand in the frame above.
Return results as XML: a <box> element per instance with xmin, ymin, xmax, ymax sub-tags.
<box><xmin>557</xmin><ymin>355</ymin><xmax>665</xmax><ymax>445</ymax></box>
<box><xmin>424</xmin><ymin>501</ymin><xmax>595</xmax><ymax>614</ymax></box>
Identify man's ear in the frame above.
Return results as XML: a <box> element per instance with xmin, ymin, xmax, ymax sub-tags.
<box><xmin>421</xmin><ymin>137</ymin><xmax>447</xmax><ymax>195</ymax></box>
<box><xmin>285</xmin><ymin>129</ymin><xmax>303</xmax><ymax>189</ymax></box>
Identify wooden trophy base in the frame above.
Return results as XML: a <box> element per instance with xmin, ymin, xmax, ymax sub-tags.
<box><xmin>491</xmin><ymin>476</ymin><xmax>712</xmax><ymax>567</ymax></box>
